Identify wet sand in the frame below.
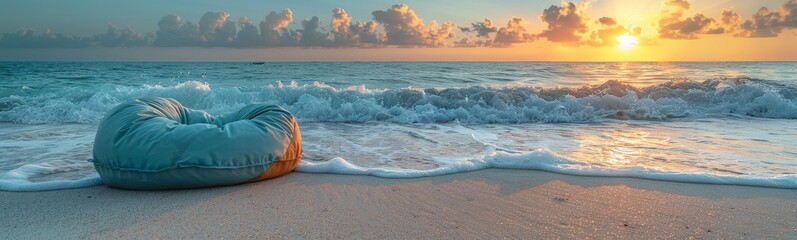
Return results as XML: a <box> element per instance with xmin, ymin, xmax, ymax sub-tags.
<box><xmin>1</xmin><ymin>169</ymin><xmax>796</xmax><ymax>239</ymax></box>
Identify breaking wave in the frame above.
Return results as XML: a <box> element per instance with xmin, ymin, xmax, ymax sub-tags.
<box><xmin>2</xmin><ymin>77</ymin><xmax>796</xmax><ymax>124</ymax></box>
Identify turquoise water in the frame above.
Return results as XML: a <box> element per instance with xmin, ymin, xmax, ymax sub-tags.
<box><xmin>1</xmin><ymin>61</ymin><xmax>796</xmax><ymax>190</ymax></box>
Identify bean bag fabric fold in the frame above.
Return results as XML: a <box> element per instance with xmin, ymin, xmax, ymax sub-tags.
<box><xmin>92</xmin><ymin>98</ymin><xmax>301</xmax><ymax>190</ymax></box>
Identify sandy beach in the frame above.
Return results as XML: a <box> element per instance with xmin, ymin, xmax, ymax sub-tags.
<box><xmin>2</xmin><ymin>169</ymin><xmax>795</xmax><ymax>239</ymax></box>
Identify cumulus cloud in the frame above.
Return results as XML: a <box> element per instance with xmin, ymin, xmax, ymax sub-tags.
<box><xmin>457</xmin><ymin>17</ymin><xmax>534</xmax><ymax>47</ymax></box>
<box><xmin>736</xmin><ymin>0</ymin><xmax>797</xmax><ymax>37</ymax></box>
<box><xmin>494</xmin><ymin>17</ymin><xmax>536</xmax><ymax>46</ymax></box>
<box><xmin>537</xmin><ymin>2</ymin><xmax>591</xmax><ymax>43</ymax></box>
<box><xmin>587</xmin><ymin>25</ymin><xmax>644</xmax><ymax>47</ymax></box>
<box><xmin>151</xmin><ymin>10</ymin><xmax>295</xmax><ymax>47</ymax></box>
<box><xmin>584</xmin><ymin>18</ymin><xmax>628</xmax><ymax>47</ymax></box>
<box><xmin>349</xmin><ymin>21</ymin><xmax>383</xmax><ymax>45</ymax></box>
<box><xmin>330</xmin><ymin>8</ymin><xmax>383</xmax><ymax>47</ymax></box>
<box><xmin>298</xmin><ymin>16</ymin><xmax>330</xmax><ymax>46</ymax></box>
<box><xmin>652</xmin><ymin>0</ymin><xmax>797</xmax><ymax>39</ymax></box>
<box><xmin>739</xmin><ymin>7</ymin><xmax>785</xmax><ymax>37</ymax></box>
<box><xmin>785</xmin><ymin>0</ymin><xmax>797</xmax><ymax>26</ymax></box>
<box><xmin>720</xmin><ymin>9</ymin><xmax>742</xmax><ymax>33</ymax></box>
<box><xmin>261</xmin><ymin>9</ymin><xmax>293</xmax><ymax>31</ymax></box>
<box><xmin>430</xmin><ymin>21</ymin><xmax>457</xmax><ymax>46</ymax></box>
<box><xmin>235</xmin><ymin>16</ymin><xmax>260</xmax><ymax>46</ymax></box>
<box><xmin>149</xmin><ymin>7</ymin><xmax>386</xmax><ymax>48</ymax></box>
<box><xmin>657</xmin><ymin>0</ymin><xmax>724</xmax><ymax>39</ymax></box>
<box><xmin>372</xmin><ymin>4</ymin><xmax>456</xmax><ymax>47</ymax></box>
<box><xmin>260</xmin><ymin>9</ymin><xmax>296</xmax><ymax>46</ymax></box>
<box><xmin>153</xmin><ymin>15</ymin><xmax>202</xmax><ymax>46</ymax></box>
<box><xmin>198</xmin><ymin>11</ymin><xmax>236</xmax><ymax>45</ymax></box>
<box><xmin>456</xmin><ymin>18</ymin><xmax>497</xmax><ymax>47</ymax></box>
<box><xmin>650</xmin><ymin>0</ymin><xmax>797</xmax><ymax>39</ymax></box>
<box><xmin>330</xmin><ymin>8</ymin><xmax>352</xmax><ymax>35</ymax></box>
<box><xmin>532</xmin><ymin>1</ymin><xmax>649</xmax><ymax>47</ymax></box>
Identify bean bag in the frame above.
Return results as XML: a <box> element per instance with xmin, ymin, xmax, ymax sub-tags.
<box><xmin>91</xmin><ymin>97</ymin><xmax>302</xmax><ymax>190</ymax></box>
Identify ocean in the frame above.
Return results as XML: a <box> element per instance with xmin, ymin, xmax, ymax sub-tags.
<box><xmin>1</xmin><ymin>61</ymin><xmax>796</xmax><ymax>191</ymax></box>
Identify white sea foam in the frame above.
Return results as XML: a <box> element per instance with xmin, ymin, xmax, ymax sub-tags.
<box><xmin>1</xmin><ymin>119</ymin><xmax>796</xmax><ymax>191</ymax></box>
<box><xmin>297</xmin><ymin>148</ymin><xmax>797</xmax><ymax>189</ymax></box>
<box><xmin>294</xmin><ymin>121</ymin><xmax>797</xmax><ymax>189</ymax></box>
<box><xmin>0</xmin><ymin>161</ymin><xmax>103</xmax><ymax>191</ymax></box>
<box><xmin>1</xmin><ymin>78</ymin><xmax>796</xmax><ymax>124</ymax></box>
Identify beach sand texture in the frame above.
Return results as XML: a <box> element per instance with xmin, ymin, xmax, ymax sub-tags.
<box><xmin>2</xmin><ymin>169</ymin><xmax>795</xmax><ymax>239</ymax></box>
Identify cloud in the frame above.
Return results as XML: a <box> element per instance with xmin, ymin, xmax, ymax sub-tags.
<box><xmin>736</xmin><ymin>0</ymin><xmax>797</xmax><ymax>37</ymax></box>
<box><xmin>598</xmin><ymin>17</ymin><xmax>616</xmax><ymax>26</ymax></box>
<box><xmin>494</xmin><ymin>17</ymin><xmax>536</xmax><ymax>46</ymax></box>
<box><xmin>151</xmin><ymin>7</ymin><xmax>385</xmax><ymax>48</ymax></box>
<box><xmin>372</xmin><ymin>4</ymin><xmax>456</xmax><ymax>47</ymax></box>
<box><xmin>537</xmin><ymin>2</ymin><xmax>591</xmax><ymax>43</ymax></box>
<box><xmin>431</xmin><ymin>21</ymin><xmax>457</xmax><ymax>46</ymax></box>
<box><xmin>719</xmin><ymin>9</ymin><xmax>742</xmax><ymax>33</ymax></box>
<box><xmin>739</xmin><ymin>7</ymin><xmax>785</xmax><ymax>37</ymax></box>
<box><xmin>152</xmin><ymin>9</ymin><xmax>296</xmax><ymax>47</ymax></box>
<box><xmin>532</xmin><ymin>1</ymin><xmax>651</xmax><ymax>47</ymax></box>
<box><xmin>198</xmin><ymin>12</ymin><xmax>236</xmax><ymax>45</ymax></box>
<box><xmin>457</xmin><ymin>17</ymin><xmax>535</xmax><ymax>47</ymax></box>
<box><xmin>260</xmin><ymin>9</ymin><xmax>296</xmax><ymax>46</ymax></box>
<box><xmin>0</xmin><ymin>24</ymin><xmax>150</xmax><ymax>48</ymax></box>
<box><xmin>461</xmin><ymin>19</ymin><xmax>497</xmax><ymax>38</ymax></box>
<box><xmin>154</xmin><ymin>15</ymin><xmax>201</xmax><ymax>46</ymax></box>
<box><xmin>330</xmin><ymin>8</ymin><xmax>383</xmax><ymax>47</ymax></box>
<box><xmin>91</xmin><ymin>24</ymin><xmax>150</xmax><ymax>47</ymax></box>
<box><xmin>657</xmin><ymin>0</ymin><xmax>724</xmax><ymax>39</ymax></box>
<box><xmin>261</xmin><ymin>9</ymin><xmax>293</xmax><ymax>31</ymax></box>
<box><xmin>653</xmin><ymin>0</ymin><xmax>797</xmax><ymax>39</ymax></box>
<box><xmin>666</xmin><ymin>0</ymin><xmax>690</xmax><ymax>10</ymax></box>
<box><xmin>455</xmin><ymin>37</ymin><xmax>493</xmax><ymax>47</ymax></box>
<box><xmin>584</xmin><ymin>19</ymin><xmax>629</xmax><ymax>47</ymax></box>
<box><xmin>0</xmin><ymin>28</ymin><xmax>88</xmax><ymax>48</ymax></box>
<box><xmin>785</xmin><ymin>0</ymin><xmax>797</xmax><ymax>26</ymax></box>
<box><xmin>153</xmin><ymin>11</ymin><xmax>238</xmax><ymax>47</ymax></box>
<box><xmin>651</xmin><ymin>0</ymin><xmax>797</xmax><ymax>39</ymax></box>
<box><xmin>236</xmin><ymin>16</ymin><xmax>260</xmax><ymax>46</ymax></box>
<box><xmin>463</xmin><ymin>1</ymin><xmax>649</xmax><ymax>48</ymax></box>
<box><xmin>329</xmin><ymin>8</ymin><xmax>383</xmax><ymax>47</ymax></box>
<box><xmin>330</xmin><ymin>8</ymin><xmax>352</xmax><ymax>34</ymax></box>
<box><xmin>298</xmin><ymin>16</ymin><xmax>330</xmax><ymax>46</ymax></box>
<box><xmin>456</xmin><ymin>18</ymin><xmax>497</xmax><ymax>47</ymax></box>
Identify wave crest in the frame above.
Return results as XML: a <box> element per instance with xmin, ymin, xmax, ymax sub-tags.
<box><xmin>1</xmin><ymin>78</ymin><xmax>796</xmax><ymax>124</ymax></box>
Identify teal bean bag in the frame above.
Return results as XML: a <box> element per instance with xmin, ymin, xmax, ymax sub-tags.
<box><xmin>92</xmin><ymin>97</ymin><xmax>302</xmax><ymax>190</ymax></box>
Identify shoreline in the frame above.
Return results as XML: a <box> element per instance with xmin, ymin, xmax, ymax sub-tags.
<box><xmin>2</xmin><ymin>169</ymin><xmax>796</xmax><ymax>238</ymax></box>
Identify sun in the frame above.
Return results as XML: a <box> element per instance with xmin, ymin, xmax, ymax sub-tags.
<box><xmin>616</xmin><ymin>34</ymin><xmax>639</xmax><ymax>50</ymax></box>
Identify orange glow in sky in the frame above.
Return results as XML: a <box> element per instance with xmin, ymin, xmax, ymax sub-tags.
<box><xmin>0</xmin><ymin>0</ymin><xmax>796</xmax><ymax>61</ymax></box>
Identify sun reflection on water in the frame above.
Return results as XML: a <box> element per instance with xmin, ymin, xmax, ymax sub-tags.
<box><xmin>570</xmin><ymin>128</ymin><xmax>673</xmax><ymax>169</ymax></box>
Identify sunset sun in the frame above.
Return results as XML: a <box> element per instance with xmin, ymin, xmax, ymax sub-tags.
<box><xmin>616</xmin><ymin>34</ymin><xmax>639</xmax><ymax>50</ymax></box>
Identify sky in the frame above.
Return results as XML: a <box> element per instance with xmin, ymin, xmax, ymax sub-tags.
<box><xmin>0</xmin><ymin>0</ymin><xmax>796</xmax><ymax>61</ymax></box>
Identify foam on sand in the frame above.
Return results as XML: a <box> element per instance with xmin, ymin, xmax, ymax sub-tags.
<box><xmin>0</xmin><ymin>161</ymin><xmax>102</xmax><ymax>191</ymax></box>
<box><xmin>297</xmin><ymin>147</ymin><xmax>797</xmax><ymax>189</ymax></box>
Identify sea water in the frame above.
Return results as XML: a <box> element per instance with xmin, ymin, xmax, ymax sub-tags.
<box><xmin>1</xmin><ymin>62</ymin><xmax>796</xmax><ymax>191</ymax></box>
